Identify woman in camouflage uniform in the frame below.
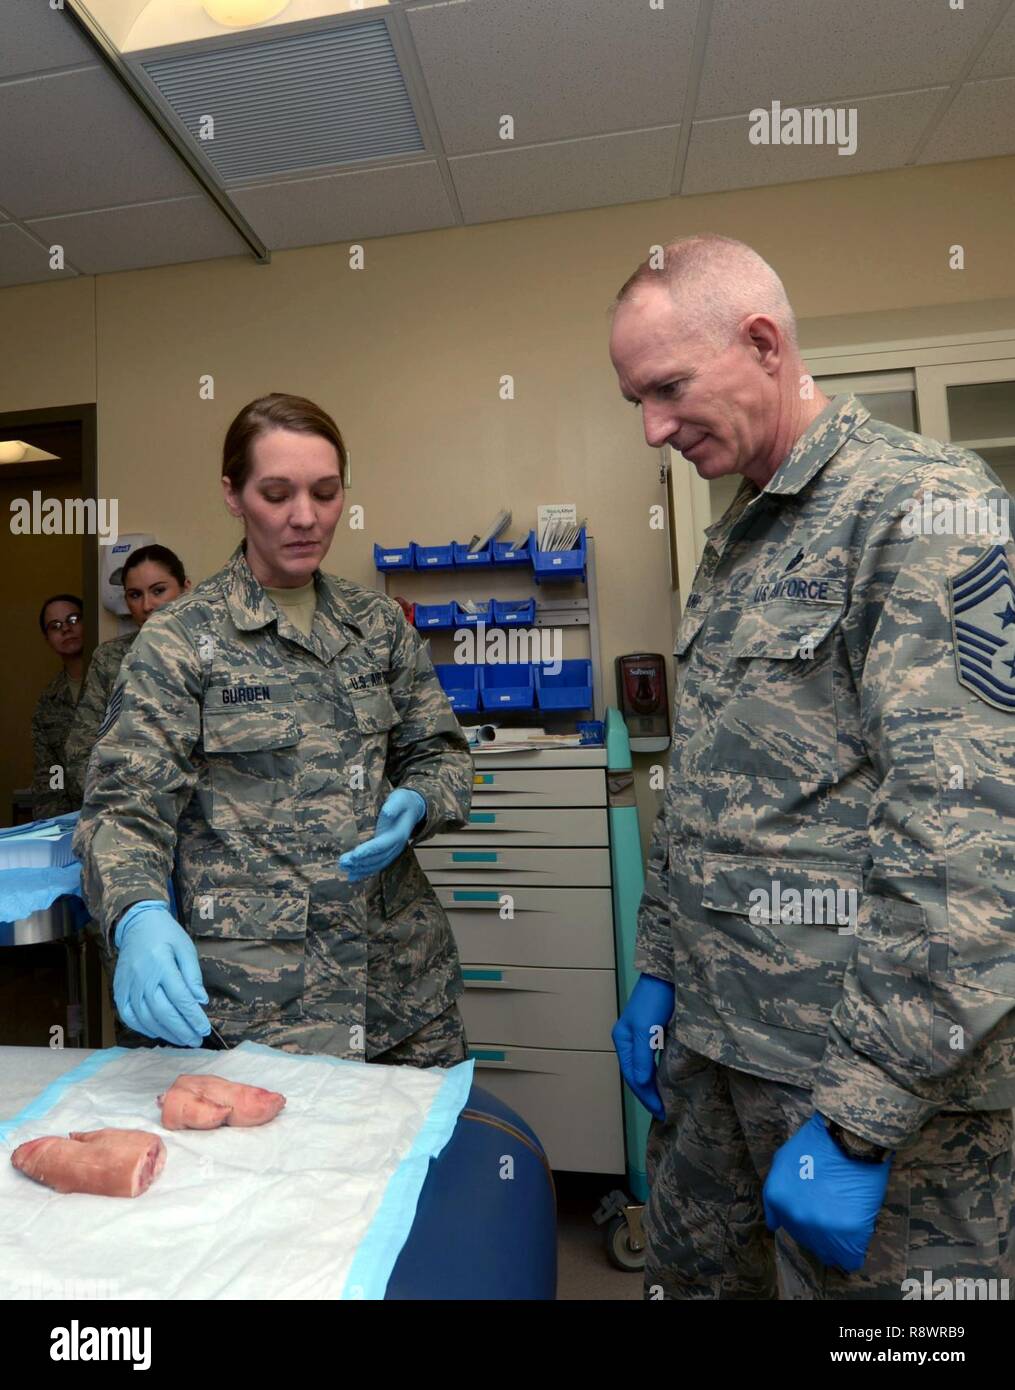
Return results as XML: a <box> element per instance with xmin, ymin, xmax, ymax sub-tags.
<box><xmin>65</xmin><ymin>544</ymin><xmax>190</xmax><ymax>806</ymax></box>
<box><xmin>74</xmin><ymin>394</ymin><xmax>473</xmax><ymax>1068</ymax></box>
<box><xmin>31</xmin><ymin>594</ymin><xmax>85</xmax><ymax>819</ymax></box>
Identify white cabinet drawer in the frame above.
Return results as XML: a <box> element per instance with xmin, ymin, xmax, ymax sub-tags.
<box><xmin>467</xmin><ymin>1045</ymin><xmax>625</xmax><ymax>1173</ymax></box>
<box><xmin>439</xmin><ymin>886</ymin><xmax>614</xmax><ymax>968</ymax></box>
<box><xmin>459</xmin><ymin>965</ymin><xmax>617</xmax><ymax>1050</ymax></box>
<box><xmin>418</xmin><ymin>847</ymin><xmax>611</xmax><ymax>888</ymax></box>
<box><xmin>432</xmin><ymin>808</ymin><xmax>607</xmax><ymax>847</ymax></box>
<box><xmin>471</xmin><ymin>768</ymin><xmax>606</xmax><ymax>806</ymax></box>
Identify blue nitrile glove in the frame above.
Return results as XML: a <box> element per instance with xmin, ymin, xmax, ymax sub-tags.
<box><xmin>611</xmin><ymin>973</ymin><xmax>675</xmax><ymax>1120</ymax></box>
<box><xmin>339</xmin><ymin>789</ymin><xmax>427</xmax><ymax>884</ymax></box>
<box><xmin>763</xmin><ymin>1113</ymin><xmax>892</xmax><ymax>1272</ymax></box>
<box><xmin>113</xmin><ymin>900</ymin><xmax>210</xmax><ymax>1048</ymax></box>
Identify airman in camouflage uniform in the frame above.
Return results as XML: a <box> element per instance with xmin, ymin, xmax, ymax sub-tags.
<box><xmin>64</xmin><ymin>632</ymin><xmax>135</xmax><ymax>806</ymax></box>
<box><xmin>31</xmin><ymin>671</ymin><xmax>80</xmax><ymax>819</ymax></box>
<box><xmin>638</xmin><ymin>395</ymin><xmax>1015</xmax><ymax>1298</ymax></box>
<box><xmin>73</xmin><ymin>544</ymin><xmax>473</xmax><ymax>1065</ymax></box>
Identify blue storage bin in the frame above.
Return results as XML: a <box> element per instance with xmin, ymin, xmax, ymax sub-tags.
<box><xmin>374</xmin><ymin>542</ymin><xmax>414</xmax><ymax>570</ymax></box>
<box><xmin>414</xmin><ymin>542</ymin><xmax>455</xmax><ymax>570</ymax></box>
<box><xmin>414</xmin><ymin>602</ymin><xmax>456</xmax><ymax>630</ymax></box>
<box><xmin>435</xmin><ymin>663</ymin><xmax>481</xmax><ymax>713</ymax></box>
<box><xmin>452</xmin><ymin>542</ymin><xmax>493</xmax><ymax>568</ymax></box>
<box><xmin>535</xmin><ymin>659</ymin><xmax>593</xmax><ymax>710</ymax></box>
<box><xmin>452</xmin><ymin>600</ymin><xmax>493</xmax><ymax>628</ymax></box>
<box><xmin>492</xmin><ymin>539</ymin><xmax>531</xmax><ymax>566</ymax></box>
<box><xmin>491</xmin><ymin>598</ymin><xmax>536</xmax><ymax>627</ymax></box>
<box><xmin>577</xmin><ymin>720</ymin><xmax>604</xmax><ymax>746</ymax></box>
<box><xmin>529</xmin><ymin>527</ymin><xmax>587</xmax><ymax>582</ymax></box>
<box><xmin>480</xmin><ymin>663</ymin><xmax>535</xmax><ymax>710</ymax></box>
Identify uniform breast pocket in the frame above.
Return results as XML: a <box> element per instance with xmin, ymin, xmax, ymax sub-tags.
<box><xmin>202</xmin><ymin>703</ymin><xmax>301</xmax><ymax>834</ymax></box>
<box><xmin>709</xmin><ymin>599</ymin><xmax>842</xmax><ymax>783</ymax></box>
<box><xmin>348</xmin><ymin>686</ymin><xmax>401</xmax><ymax>736</ymax></box>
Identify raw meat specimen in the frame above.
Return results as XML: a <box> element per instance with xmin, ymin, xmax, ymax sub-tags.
<box><xmin>11</xmin><ymin>1129</ymin><xmax>166</xmax><ymax>1197</ymax></box>
<box><xmin>158</xmin><ymin>1074</ymin><xmax>286</xmax><ymax>1130</ymax></box>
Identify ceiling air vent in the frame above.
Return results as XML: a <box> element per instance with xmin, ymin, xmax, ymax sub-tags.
<box><xmin>141</xmin><ymin>19</ymin><xmax>424</xmax><ymax>183</ymax></box>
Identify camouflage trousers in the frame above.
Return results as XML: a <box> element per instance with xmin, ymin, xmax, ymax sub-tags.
<box><xmin>108</xmin><ymin>976</ymin><xmax>467</xmax><ymax>1069</ymax></box>
<box><xmin>369</xmin><ymin>1002</ymin><xmax>468</xmax><ymax>1068</ymax></box>
<box><xmin>644</xmin><ymin>1038</ymin><xmax>1014</xmax><ymax>1300</ymax></box>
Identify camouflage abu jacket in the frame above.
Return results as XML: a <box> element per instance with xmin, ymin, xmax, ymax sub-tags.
<box><xmin>31</xmin><ymin>668</ymin><xmax>80</xmax><ymax>819</ymax></box>
<box><xmin>636</xmin><ymin>394</ymin><xmax>1015</xmax><ymax>1148</ymax></box>
<box><xmin>73</xmin><ymin>544</ymin><xmax>473</xmax><ymax>1058</ymax></box>
<box><xmin>64</xmin><ymin>631</ymin><xmax>135</xmax><ymax>806</ymax></box>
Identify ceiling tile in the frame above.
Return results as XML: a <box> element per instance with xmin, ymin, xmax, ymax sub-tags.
<box><xmin>0</xmin><ymin>0</ymin><xmax>99</xmax><ymax>80</ymax></box>
<box><xmin>683</xmin><ymin>88</ymin><xmax>947</xmax><ymax>195</ymax></box>
<box><xmin>25</xmin><ymin>197</ymin><xmax>248</xmax><ymax>274</ymax></box>
<box><xmin>970</xmin><ymin>2</ymin><xmax>1015</xmax><ymax>78</ymax></box>
<box><xmin>0</xmin><ymin>222</ymin><xmax>78</xmax><ymax>287</ymax></box>
<box><xmin>232</xmin><ymin>160</ymin><xmax>455</xmax><ymax>248</ymax></box>
<box><xmin>450</xmin><ymin>127</ymin><xmax>680</xmax><ymax>225</ymax></box>
<box><xmin>0</xmin><ymin>67</ymin><xmax>199</xmax><ymax>220</ymax></box>
<box><xmin>406</xmin><ymin>0</ymin><xmax>697</xmax><ymax>154</ymax></box>
<box><xmin>918</xmin><ymin>75</ymin><xmax>1015</xmax><ymax>163</ymax></box>
<box><xmin>697</xmin><ymin>0</ymin><xmax>996</xmax><ymax>118</ymax></box>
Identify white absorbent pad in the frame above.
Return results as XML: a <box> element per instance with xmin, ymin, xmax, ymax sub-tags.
<box><xmin>0</xmin><ymin>1042</ymin><xmax>473</xmax><ymax>1300</ymax></box>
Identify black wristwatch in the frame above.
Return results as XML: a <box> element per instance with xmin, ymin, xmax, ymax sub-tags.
<box><xmin>825</xmin><ymin>1119</ymin><xmax>892</xmax><ymax>1164</ymax></box>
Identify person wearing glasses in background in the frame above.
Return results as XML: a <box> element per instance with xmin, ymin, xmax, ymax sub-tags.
<box><xmin>30</xmin><ymin>594</ymin><xmax>85</xmax><ymax>819</ymax></box>
<box><xmin>64</xmin><ymin>544</ymin><xmax>191</xmax><ymax>807</ymax></box>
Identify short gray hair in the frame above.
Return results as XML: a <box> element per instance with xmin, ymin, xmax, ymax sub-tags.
<box><xmin>613</xmin><ymin>234</ymin><xmax>798</xmax><ymax>351</ymax></box>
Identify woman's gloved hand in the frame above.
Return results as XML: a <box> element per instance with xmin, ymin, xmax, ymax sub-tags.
<box><xmin>339</xmin><ymin>789</ymin><xmax>427</xmax><ymax>883</ymax></box>
<box><xmin>763</xmin><ymin>1113</ymin><xmax>892</xmax><ymax>1271</ymax></box>
<box><xmin>611</xmin><ymin>973</ymin><xmax>676</xmax><ymax>1120</ymax></box>
<box><xmin>113</xmin><ymin>900</ymin><xmax>211</xmax><ymax>1048</ymax></box>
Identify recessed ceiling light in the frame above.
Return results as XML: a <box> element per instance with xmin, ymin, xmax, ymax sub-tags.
<box><xmin>203</xmin><ymin>0</ymin><xmax>291</xmax><ymax>26</ymax></box>
<box><xmin>0</xmin><ymin>441</ymin><xmax>60</xmax><ymax>464</ymax></box>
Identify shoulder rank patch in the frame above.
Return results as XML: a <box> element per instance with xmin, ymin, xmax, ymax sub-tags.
<box><xmin>948</xmin><ymin>544</ymin><xmax>1015</xmax><ymax>712</ymax></box>
<box><xmin>96</xmin><ymin>686</ymin><xmax>124</xmax><ymax>739</ymax></box>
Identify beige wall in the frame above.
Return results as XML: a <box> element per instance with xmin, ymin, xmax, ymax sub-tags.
<box><xmin>3</xmin><ymin>154</ymin><xmax>1014</xmax><ymax>845</ymax></box>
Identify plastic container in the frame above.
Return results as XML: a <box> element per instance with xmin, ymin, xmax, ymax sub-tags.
<box><xmin>414</xmin><ymin>542</ymin><xmax>455</xmax><ymax>570</ymax></box>
<box><xmin>491</xmin><ymin>598</ymin><xmax>536</xmax><ymax>628</ymax></box>
<box><xmin>414</xmin><ymin>602</ymin><xmax>457</xmax><ymax>630</ymax></box>
<box><xmin>435</xmin><ymin>663</ymin><xmax>482</xmax><ymax>713</ymax></box>
<box><xmin>529</xmin><ymin>527</ymin><xmax>587</xmax><ymax>582</ymax></box>
<box><xmin>453</xmin><ymin>600</ymin><xmax>494</xmax><ymax>628</ymax></box>
<box><xmin>373</xmin><ymin>542</ymin><xmax>414</xmax><ymax>571</ymax></box>
<box><xmin>577</xmin><ymin>720</ymin><xmax>605</xmax><ymax>746</ymax></box>
<box><xmin>0</xmin><ymin>831</ymin><xmax>76</xmax><ymax>870</ymax></box>
<box><xmin>535</xmin><ymin>659</ymin><xmax>593</xmax><ymax>711</ymax></box>
<box><xmin>452</xmin><ymin>543</ymin><xmax>493</xmax><ymax>568</ymax></box>
<box><xmin>492</xmin><ymin>539</ymin><xmax>531</xmax><ymax>567</ymax></box>
<box><xmin>480</xmin><ymin>663</ymin><xmax>536</xmax><ymax>710</ymax></box>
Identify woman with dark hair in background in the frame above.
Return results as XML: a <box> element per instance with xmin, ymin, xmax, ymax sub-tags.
<box><xmin>64</xmin><ymin>544</ymin><xmax>190</xmax><ymax>804</ymax></box>
<box><xmin>73</xmin><ymin>393</ymin><xmax>472</xmax><ymax>1068</ymax></box>
<box><xmin>31</xmin><ymin>593</ymin><xmax>85</xmax><ymax>819</ymax></box>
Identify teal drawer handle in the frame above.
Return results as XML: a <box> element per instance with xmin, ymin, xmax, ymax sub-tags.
<box><xmin>469</xmin><ymin>813</ymin><xmax>496</xmax><ymax>823</ymax></box>
<box><xmin>469</xmin><ymin>1049</ymin><xmax>507</xmax><ymax>1062</ymax></box>
<box><xmin>452</xmin><ymin>891</ymin><xmax>501</xmax><ymax>901</ymax></box>
<box><xmin>463</xmin><ymin>969</ymin><xmax>504</xmax><ymax>981</ymax></box>
<box><xmin>452</xmin><ymin>852</ymin><xmax>498</xmax><ymax>862</ymax></box>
